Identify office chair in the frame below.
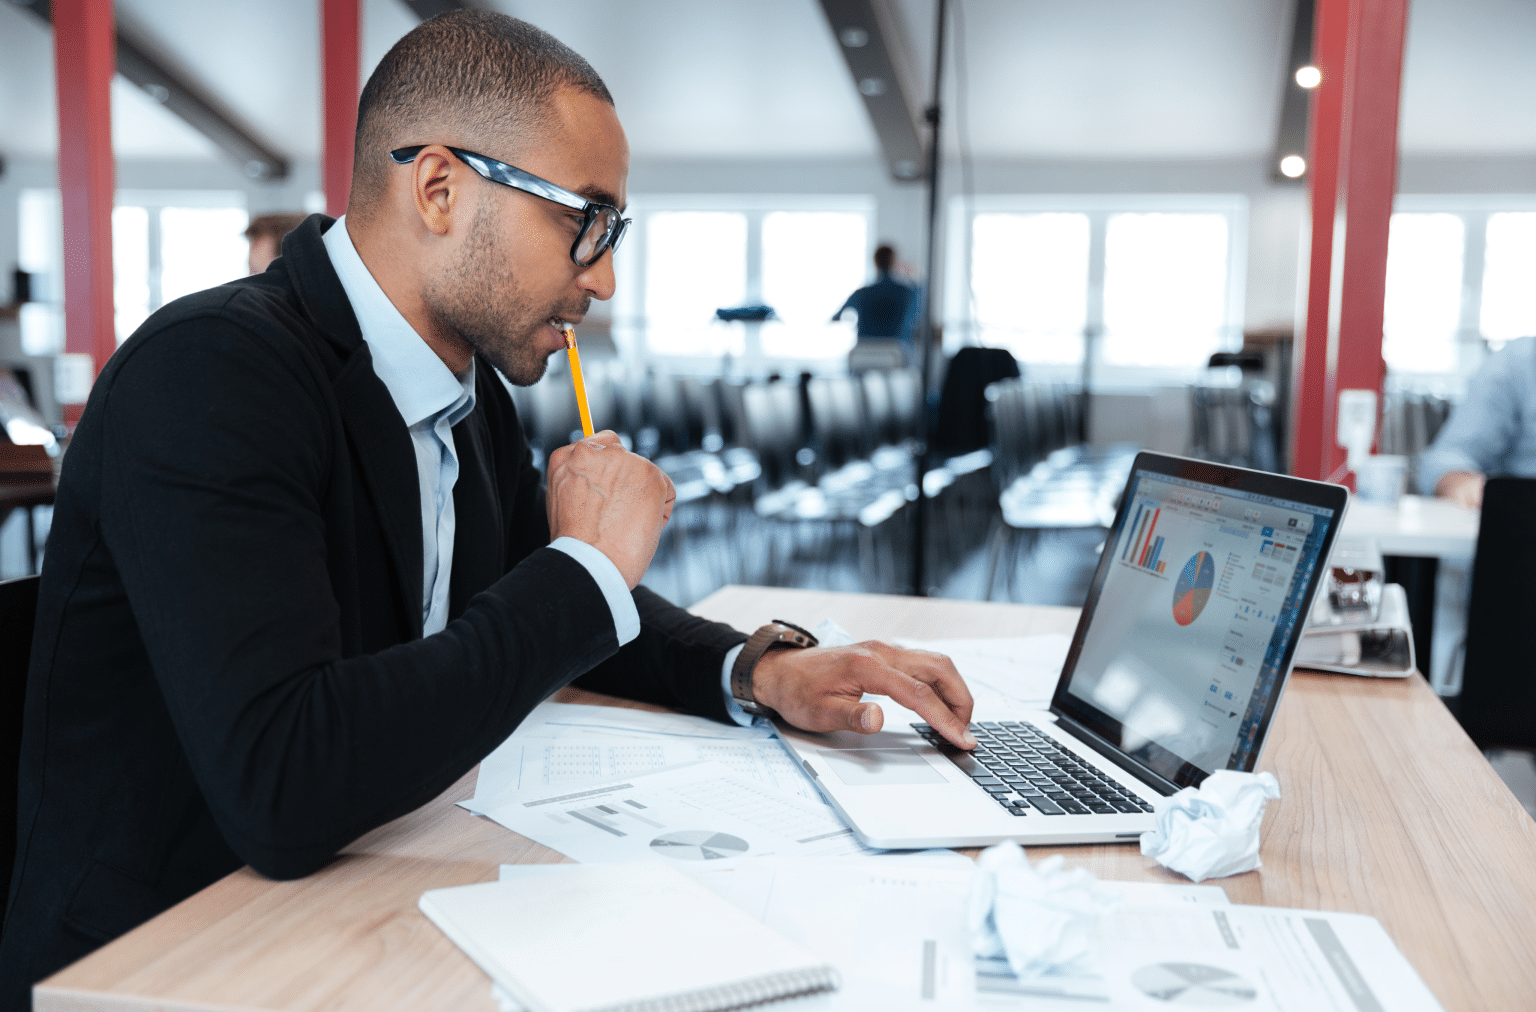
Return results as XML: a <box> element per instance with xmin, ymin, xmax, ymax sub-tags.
<box><xmin>1</xmin><ymin>574</ymin><xmax>39</xmax><ymax>921</ymax></box>
<box><xmin>1458</xmin><ymin>477</ymin><xmax>1536</xmax><ymax>750</ymax></box>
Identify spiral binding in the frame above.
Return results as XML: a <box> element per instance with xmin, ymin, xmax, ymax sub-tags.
<box><xmin>587</xmin><ymin>965</ymin><xmax>842</xmax><ymax>1012</ymax></box>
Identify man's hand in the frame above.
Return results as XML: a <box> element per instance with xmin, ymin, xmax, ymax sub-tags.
<box><xmin>751</xmin><ymin>641</ymin><xmax>977</xmax><ymax>749</ymax></box>
<box><xmin>1435</xmin><ymin>470</ymin><xmax>1484</xmax><ymax>509</ymax></box>
<box><xmin>546</xmin><ymin>431</ymin><xmax>676</xmax><ymax>589</ymax></box>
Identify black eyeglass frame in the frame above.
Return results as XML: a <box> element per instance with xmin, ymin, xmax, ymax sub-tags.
<box><xmin>389</xmin><ymin>144</ymin><xmax>630</xmax><ymax>268</ymax></box>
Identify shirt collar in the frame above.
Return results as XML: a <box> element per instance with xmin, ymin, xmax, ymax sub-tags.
<box><xmin>322</xmin><ymin>216</ymin><xmax>474</xmax><ymax>428</ymax></box>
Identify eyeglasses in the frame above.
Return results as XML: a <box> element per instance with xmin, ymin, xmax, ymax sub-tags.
<box><xmin>389</xmin><ymin>145</ymin><xmax>630</xmax><ymax>268</ymax></box>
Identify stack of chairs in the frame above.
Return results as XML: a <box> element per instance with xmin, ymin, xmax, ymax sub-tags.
<box><xmin>1379</xmin><ymin>388</ymin><xmax>1453</xmax><ymax>490</ymax></box>
<box><xmin>982</xmin><ymin>379</ymin><xmax>1136</xmax><ymax>601</ymax></box>
<box><xmin>1187</xmin><ymin>379</ymin><xmax>1279</xmax><ymax>473</ymax></box>
<box><xmin>505</xmin><ymin>359</ymin><xmax>996</xmax><ymax>603</ymax></box>
<box><xmin>748</xmin><ymin>372</ymin><xmax>920</xmax><ymax>592</ymax></box>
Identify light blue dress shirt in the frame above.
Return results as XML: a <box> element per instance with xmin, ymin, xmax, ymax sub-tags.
<box><xmin>322</xmin><ymin>217</ymin><xmax>639</xmax><ymax>643</ymax></box>
<box><xmin>1417</xmin><ymin>336</ymin><xmax>1536</xmax><ymax>495</ymax></box>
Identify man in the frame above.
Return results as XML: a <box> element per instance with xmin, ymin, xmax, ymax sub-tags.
<box><xmin>1416</xmin><ymin>335</ymin><xmax>1536</xmax><ymax>508</ymax></box>
<box><xmin>244</xmin><ymin>212</ymin><xmax>307</xmax><ymax>275</ymax></box>
<box><xmin>0</xmin><ymin>13</ymin><xmax>975</xmax><ymax>1005</ymax></box>
<box><xmin>833</xmin><ymin>244</ymin><xmax>919</xmax><ymax>341</ymax></box>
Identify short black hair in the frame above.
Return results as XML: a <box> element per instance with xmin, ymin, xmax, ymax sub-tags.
<box><xmin>350</xmin><ymin>11</ymin><xmax>612</xmax><ymax>217</ymax></box>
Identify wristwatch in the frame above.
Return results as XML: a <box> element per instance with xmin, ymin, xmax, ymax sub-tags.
<box><xmin>731</xmin><ymin>619</ymin><xmax>819</xmax><ymax>719</ymax></box>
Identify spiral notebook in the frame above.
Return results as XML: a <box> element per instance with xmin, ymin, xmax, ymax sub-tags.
<box><xmin>419</xmin><ymin>863</ymin><xmax>840</xmax><ymax>1012</ymax></box>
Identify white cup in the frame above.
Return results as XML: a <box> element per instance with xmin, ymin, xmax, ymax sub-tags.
<box><xmin>1354</xmin><ymin>454</ymin><xmax>1409</xmax><ymax>506</ymax></box>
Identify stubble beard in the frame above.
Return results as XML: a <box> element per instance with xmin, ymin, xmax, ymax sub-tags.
<box><xmin>424</xmin><ymin>200</ymin><xmax>584</xmax><ymax>387</ymax></box>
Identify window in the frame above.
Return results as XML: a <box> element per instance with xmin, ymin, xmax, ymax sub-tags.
<box><xmin>969</xmin><ymin>212</ymin><xmax>1089</xmax><ymax>365</ymax></box>
<box><xmin>949</xmin><ymin>195</ymin><xmax>1246</xmax><ymax>383</ymax></box>
<box><xmin>1382</xmin><ymin>213</ymin><xmax>1464</xmax><ymax>374</ymax></box>
<box><xmin>642</xmin><ymin>212</ymin><xmax>748</xmax><ymax>357</ymax></box>
<box><xmin>18</xmin><ymin>189</ymin><xmax>63</xmax><ymax>356</ymax></box>
<box><xmin>1380</xmin><ymin>197</ymin><xmax>1536</xmax><ymax>382</ymax></box>
<box><xmin>1101</xmin><ymin>212</ymin><xmax>1231</xmax><ymax>368</ymax></box>
<box><xmin>1480</xmin><ymin>212</ymin><xmax>1536</xmax><ymax>346</ymax></box>
<box><xmin>113</xmin><ymin>207</ymin><xmax>151</xmax><ymax>341</ymax></box>
<box><xmin>615</xmin><ymin>196</ymin><xmax>874</xmax><ymax>365</ymax></box>
<box><xmin>159</xmin><ymin>206</ymin><xmax>249</xmax><ymax>306</ymax></box>
<box><xmin>760</xmin><ymin>211</ymin><xmax>866</xmax><ymax>358</ymax></box>
<box><xmin>19</xmin><ymin>189</ymin><xmax>248</xmax><ymax>351</ymax></box>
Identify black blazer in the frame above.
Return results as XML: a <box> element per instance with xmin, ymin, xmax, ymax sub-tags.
<box><xmin>0</xmin><ymin>216</ymin><xmax>747</xmax><ymax>1007</ymax></box>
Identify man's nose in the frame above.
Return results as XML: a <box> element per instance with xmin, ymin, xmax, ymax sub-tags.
<box><xmin>576</xmin><ymin>249</ymin><xmax>617</xmax><ymax>302</ymax></box>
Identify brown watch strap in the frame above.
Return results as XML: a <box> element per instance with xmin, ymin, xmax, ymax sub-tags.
<box><xmin>731</xmin><ymin>620</ymin><xmax>818</xmax><ymax>718</ymax></box>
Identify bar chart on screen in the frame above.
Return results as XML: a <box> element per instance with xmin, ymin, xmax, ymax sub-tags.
<box><xmin>1121</xmin><ymin>501</ymin><xmax>1170</xmax><ymax>574</ymax></box>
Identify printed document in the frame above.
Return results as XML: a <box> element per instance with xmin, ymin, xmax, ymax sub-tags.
<box><xmin>478</xmin><ymin>761</ymin><xmax>881</xmax><ymax>867</ymax></box>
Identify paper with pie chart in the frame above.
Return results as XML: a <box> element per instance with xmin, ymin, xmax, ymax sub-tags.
<box><xmin>1172</xmin><ymin>550</ymin><xmax>1216</xmax><ymax>626</ymax></box>
<box><xmin>479</xmin><ymin>761</ymin><xmax>880</xmax><ymax>867</ymax></box>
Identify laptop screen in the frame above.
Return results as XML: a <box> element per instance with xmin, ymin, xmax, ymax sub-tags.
<box><xmin>1057</xmin><ymin>464</ymin><xmax>1338</xmax><ymax>785</ymax></box>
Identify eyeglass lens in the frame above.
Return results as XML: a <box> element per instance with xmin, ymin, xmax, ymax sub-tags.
<box><xmin>575</xmin><ymin>208</ymin><xmax>627</xmax><ymax>266</ymax></box>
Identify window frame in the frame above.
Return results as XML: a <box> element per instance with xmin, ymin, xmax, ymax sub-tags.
<box><xmin>17</xmin><ymin>188</ymin><xmax>250</xmax><ymax>353</ymax></box>
<box><xmin>612</xmin><ymin>193</ymin><xmax>876</xmax><ymax>375</ymax></box>
<box><xmin>945</xmin><ymin>193</ymin><xmax>1248</xmax><ymax>389</ymax></box>
<box><xmin>1387</xmin><ymin>194</ymin><xmax>1536</xmax><ymax>391</ymax></box>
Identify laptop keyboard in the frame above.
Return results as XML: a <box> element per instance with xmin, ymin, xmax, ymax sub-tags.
<box><xmin>911</xmin><ymin>721</ymin><xmax>1156</xmax><ymax>817</ymax></box>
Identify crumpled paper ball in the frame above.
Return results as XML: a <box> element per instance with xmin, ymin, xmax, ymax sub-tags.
<box><xmin>967</xmin><ymin>841</ymin><xmax>1121</xmax><ymax>979</ymax></box>
<box><xmin>1140</xmin><ymin>769</ymin><xmax>1281</xmax><ymax>882</ymax></box>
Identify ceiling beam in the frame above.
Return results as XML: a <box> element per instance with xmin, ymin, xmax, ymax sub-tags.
<box><xmin>816</xmin><ymin>0</ymin><xmax>926</xmax><ymax>182</ymax></box>
<box><xmin>1272</xmin><ymin>0</ymin><xmax>1316</xmax><ymax>183</ymax></box>
<box><xmin>10</xmin><ymin>0</ymin><xmax>290</xmax><ymax>180</ymax></box>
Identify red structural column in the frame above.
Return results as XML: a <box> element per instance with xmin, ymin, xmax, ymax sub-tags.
<box><xmin>1291</xmin><ymin>0</ymin><xmax>1410</xmax><ymax>483</ymax></box>
<box><xmin>52</xmin><ymin>0</ymin><xmax>117</xmax><ymax>415</ymax></box>
<box><xmin>322</xmin><ymin>0</ymin><xmax>361</xmax><ymax>218</ymax></box>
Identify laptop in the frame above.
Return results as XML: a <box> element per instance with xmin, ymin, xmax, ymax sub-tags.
<box><xmin>777</xmin><ymin>452</ymin><xmax>1350</xmax><ymax>848</ymax></box>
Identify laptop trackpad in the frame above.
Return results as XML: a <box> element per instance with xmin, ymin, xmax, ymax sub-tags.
<box><xmin>818</xmin><ymin>748</ymin><xmax>948</xmax><ymax>786</ymax></box>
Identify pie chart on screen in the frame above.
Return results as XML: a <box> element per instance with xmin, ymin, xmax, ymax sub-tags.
<box><xmin>1172</xmin><ymin>551</ymin><xmax>1215</xmax><ymax>626</ymax></box>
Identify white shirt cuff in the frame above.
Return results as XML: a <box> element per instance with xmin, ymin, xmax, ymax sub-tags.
<box><xmin>720</xmin><ymin>643</ymin><xmax>754</xmax><ymax>726</ymax></box>
<box><xmin>547</xmin><ymin>537</ymin><xmax>640</xmax><ymax>647</ymax></box>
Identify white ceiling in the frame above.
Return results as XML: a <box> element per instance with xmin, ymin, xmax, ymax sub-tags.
<box><xmin>0</xmin><ymin>0</ymin><xmax>1531</xmax><ymax>169</ymax></box>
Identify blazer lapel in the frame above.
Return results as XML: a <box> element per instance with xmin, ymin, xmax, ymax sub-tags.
<box><xmin>282</xmin><ymin>214</ymin><xmax>425</xmax><ymax>639</ymax></box>
<box><xmin>334</xmin><ymin>347</ymin><xmax>425</xmax><ymax>639</ymax></box>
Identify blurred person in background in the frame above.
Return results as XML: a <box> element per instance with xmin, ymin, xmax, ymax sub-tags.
<box><xmin>1417</xmin><ymin>335</ymin><xmax>1536</xmax><ymax>509</ymax></box>
<box><xmin>244</xmin><ymin>213</ymin><xmax>307</xmax><ymax>274</ymax></box>
<box><xmin>833</xmin><ymin>244</ymin><xmax>919</xmax><ymax>356</ymax></box>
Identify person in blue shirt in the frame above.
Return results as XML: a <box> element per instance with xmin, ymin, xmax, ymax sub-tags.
<box><xmin>1417</xmin><ymin>335</ymin><xmax>1536</xmax><ymax>508</ymax></box>
<box><xmin>833</xmin><ymin>244</ymin><xmax>919</xmax><ymax>347</ymax></box>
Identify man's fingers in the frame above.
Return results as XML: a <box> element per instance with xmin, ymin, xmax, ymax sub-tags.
<box><xmin>865</xmin><ymin>643</ymin><xmax>976</xmax><ymax>733</ymax></box>
<box><xmin>853</xmin><ymin>658</ymin><xmax>975</xmax><ymax>749</ymax></box>
<box><xmin>585</xmin><ymin>429</ymin><xmax>623</xmax><ymax>448</ymax></box>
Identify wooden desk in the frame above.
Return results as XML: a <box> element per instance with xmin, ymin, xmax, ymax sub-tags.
<box><xmin>37</xmin><ymin>587</ymin><xmax>1536</xmax><ymax>1012</ymax></box>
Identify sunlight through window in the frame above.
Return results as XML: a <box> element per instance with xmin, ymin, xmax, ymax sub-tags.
<box><xmin>1480</xmin><ymin>212</ymin><xmax>1536</xmax><ymax>346</ymax></box>
<box><xmin>760</xmin><ymin>211</ymin><xmax>866</xmax><ymax>358</ymax></box>
<box><xmin>1101</xmin><ymin>213</ymin><xmax>1229</xmax><ymax>367</ymax></box>
<box><xmin>970</xmin><ymin>212</ymin><xmax>1089</xmax><ymax>365</ymax></box>
<box><xmin>1383</xmin><ymin>213</ymin><xmax>1464</xmax><ymax>373</ymax></box>
<box><xmin>159</xmin><ymin>207</ymin><xmax>249</xmax><ymax>306</ymax></box>
<box><xmin>644</xmin><ymin>212</ymin><xmax>748</xmax><ymax>357</ymax></box>
<box><xmin>113</xmin><ymin>206</ymin><xmax>151</xmax><ymax>344</ymax></box>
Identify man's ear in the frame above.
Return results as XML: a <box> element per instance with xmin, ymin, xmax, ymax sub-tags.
<box><xmin>410</xmin><ymin>146</ymin><xmax>462</xmax><ymax>237</ymax></box>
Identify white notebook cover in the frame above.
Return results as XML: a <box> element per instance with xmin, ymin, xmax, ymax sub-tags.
<box><xmin>419</xmin><ymin>863</ymin><xmax>839</xmax><ymax>1012</ymax></box>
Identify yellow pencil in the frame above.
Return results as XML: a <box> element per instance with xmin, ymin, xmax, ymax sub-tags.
<box><xmin>563</xmin><ymin>325</ymin><xmax>595</xmax><ymax>438</ymax></box>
